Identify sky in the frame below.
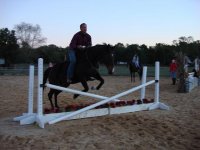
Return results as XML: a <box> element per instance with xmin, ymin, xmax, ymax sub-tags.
<box><xmin>0</xmin><ymin>0</ymin><xmax>200</xmax><ymax>48</ymax></box>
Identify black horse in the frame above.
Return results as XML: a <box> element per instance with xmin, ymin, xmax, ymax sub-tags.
<box><xmin>43</xmin><ymin>44</ymin><xmax>115</xmax><ymax>109</ymax></box>
<box><xmin>128</xmin><ymin>62</ymin><xmax>143</xmax><ymax>82</ymax></box>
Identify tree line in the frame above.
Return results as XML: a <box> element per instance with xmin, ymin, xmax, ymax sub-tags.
<box><xmin>0</xmin><ymin>22</ymin><xmax>200</xmax><ymax>66</ymax></box>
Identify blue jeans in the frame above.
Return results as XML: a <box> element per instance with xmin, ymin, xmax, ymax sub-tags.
<box><xmin>67</xmin><ymin>50</ymin><xmax>76</xmax><ymax>80</ymax></box>
<box><xmin>170</xmin><ymin>72</ymin><xmax>176</xmax><ymax>78</ymax></box>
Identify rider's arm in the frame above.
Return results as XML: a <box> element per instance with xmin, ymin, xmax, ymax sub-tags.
<box><xmin>69</xmin><ymin>34</ymin><xmax>78</xmax><ymax>49</ymax></box>
<box><xmin>88</xmin><ymin>34</ymin><xmax>92</xmax><ymax>47</ymax></box>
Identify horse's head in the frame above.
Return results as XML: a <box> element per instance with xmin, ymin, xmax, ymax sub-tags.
<box><xmin>88</xmin><ymin>44</ymin><xmax>115</xmax><ymax>75</ymax></box>
<box><xmin>101</xmin><ymin>44</ymin><xmax>115</xmax><ymax>75</ymax></box>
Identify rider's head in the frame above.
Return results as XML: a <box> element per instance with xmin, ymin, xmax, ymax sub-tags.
<box><xmin>80</xmin><ymin>23</ymin><xmax>87</xmax><ymax>33</ymax></box>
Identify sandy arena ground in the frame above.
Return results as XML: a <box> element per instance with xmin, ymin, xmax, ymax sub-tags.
<box><xmin>0</xmin><ymin>76</ymin><xmax>200</xmax><ymax>150</ymax></box>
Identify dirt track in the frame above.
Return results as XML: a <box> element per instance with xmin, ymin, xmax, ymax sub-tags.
<box><xmin>0</xmin><ymin>76</ymin><xmax>200</xmax><ymax>150</ymax></box>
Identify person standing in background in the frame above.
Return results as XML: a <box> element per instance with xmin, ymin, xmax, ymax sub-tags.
<box><xmin>169</xmin><ymin>59</ymin><xmax>177</xmax><ymax>85</ymax></box>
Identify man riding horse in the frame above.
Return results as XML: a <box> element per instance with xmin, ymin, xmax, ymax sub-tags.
<box><xmin>66</xmin><ymin>23</ymin><xmax>92</xmax><ymax>83</ymax></box>
<box><xmin>43</xmin><ymin>22</ymin><xmax>115</xmax><ymax>109</ymax></box>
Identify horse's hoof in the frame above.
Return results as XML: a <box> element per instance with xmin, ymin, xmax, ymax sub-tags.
<box><xmin>73</xmin><ymin>94</ymin><xmax>79</xmax><ymax>99</ymax></box>
<box><xmin>55</xmin><ymin>106</ymin><xmax>60</xmax><ymax>110</ymax></box>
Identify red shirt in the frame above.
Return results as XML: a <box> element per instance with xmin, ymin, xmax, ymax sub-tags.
<box><xmin>170</xmin><ymin>63</ymin><xmax>177</xmax><ymax>72</ymax></box>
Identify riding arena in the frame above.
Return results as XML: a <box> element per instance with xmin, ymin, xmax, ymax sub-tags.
<box><xmin>0</xmin><ymin>57</ymin><xmax>200</xmax><ymax>149</ymax></box>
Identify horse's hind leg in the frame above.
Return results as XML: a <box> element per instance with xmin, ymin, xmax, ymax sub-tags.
<box><xmin>92</xmin><ymin>72</ymin><xmax>104</xmax><ymax>90</ymax></box>
<box><xmin>54</xmin><ymin>90</ymin><xmax>62</xmax><ymax>108</ymax></box>
<box><xmin>48</xmin><ymin>89</ymin><xmax>54</xmax><ymax>109</ymax></box>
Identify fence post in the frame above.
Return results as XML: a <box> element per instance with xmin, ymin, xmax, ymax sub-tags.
<box><xmin>28</xmin><ymin>65</ymin><xmax>34</xmax><ymax>114</ymax></box>
<box><xmin>13</xmin><ymin>65</ymin><xmax>36</xmax><ymax>125</ymax></box>
<box><xmin>140</xmin><ymin>66</ymin><xmax>147</xmax><ymax>102</ymax></box>
<box><xmin>36</xmin><ymin>58</ymin><xmax>45</xmax><ymax>128</ymax></box>
<box><xmin>149</xmin><ymin>61</ymin><xmax>169</xmax><ymax>110</ymax></box>
<box><xmin>155</xmin><ymin>61</ymin><xmax>160</xmax><ymax>103</ymax></box>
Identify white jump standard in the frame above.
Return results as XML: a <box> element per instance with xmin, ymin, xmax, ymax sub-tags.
<box><xmin>13</xmin><ymin>65</ymin><xmax>36</xmax><ymax>125</ymax></box>
<box><xmin>14</xmin><ymin>58</ymin><xmax>169</xmax><ymax>128</ymax></box>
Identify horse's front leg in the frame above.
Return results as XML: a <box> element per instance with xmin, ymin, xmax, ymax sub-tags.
<box><xmin>54</xmin><ymin>90</ymin><xmax>62</xmax><ymax>109</ymax></box>
<box><xmin>73</xmin><ymin>80</ymin><xmax>89</xmax><ymax>99</ymax></box>
<box><xmin>130</xmin><ymin>72</ymin><xmax>133</xmax><ymax>82</ymax></box>
<box><xmin>48</xmin><ymin>89</ymin><xmax>55</xmax><ymax>110</ymax></box>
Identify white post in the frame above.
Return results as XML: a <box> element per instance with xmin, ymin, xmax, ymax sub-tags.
<box><xmin>155</xmin><ymin>61</ymin><xmax>159</xmax><ymax>103</ymax></box>
<box><xmin>37</xmin><ymin>58</ymin><xmax>43</xmax><ymax>116</ymax></box>
<box><xmin>28</xmin><ymin>65</ymin><xmax>34</xmax><ymax>114</ymax></box>
<box><xmin>148</xmin><ymin>61</ymin><xmax>169</xmax><ymax>110</ymax></box>
<box><xmin>140</xmin><ymin>66</ymin><xmax>147</xmax><ymax>101</ymax></box>
<box><xmin>36</xmin><ymin>58</ymin><xmax>45</xmax><ymax>128</ymax></box>
<box><xmin>13</xmin><ymin>65</ymin><xmax>36</xmax><ymax>125</ymax></box>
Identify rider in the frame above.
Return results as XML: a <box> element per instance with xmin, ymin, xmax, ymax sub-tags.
<box><xmin>132</xmin><ymin>53</ymin><xmax>140</xmax><ymax>69</ymax></box>
<box><xmin>67</xmin><ymin>23</ymin><xmax>92</xmax><ymax>83</ymax></box>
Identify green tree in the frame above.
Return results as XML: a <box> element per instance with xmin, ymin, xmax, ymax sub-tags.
<box><xmin>0</xmin><ymin>28</ymin><xmax>19</xmax><ymax>66</ymax></box>
<box><xmin>125</xmin><ymin>44</ymin><xmax>139</xmax><ymax>62</ymax></box>
<box><xmin>139</xmin><ymin>44</ymin><xmax>148</xmax><ymax>65</ymax></box>
<box><xmin>34</xmin><ymin>45</ymin><xmax>66</xmax><ymax>63</ymax></box>
<box><xmin>114</xmin><ymin>43</ymin><xmax>126</xmax><ymax>63</ymax></box>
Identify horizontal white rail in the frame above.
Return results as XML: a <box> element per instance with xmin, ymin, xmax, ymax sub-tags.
<box><xmin>49</xmin><ymin>80</ymin><xmax>155</xmax><ymax>124</ymax></box>
<box><xmin>46</xmin><ymin>83</ymin><xmax>120</xmax><ymax>101</ymax></box>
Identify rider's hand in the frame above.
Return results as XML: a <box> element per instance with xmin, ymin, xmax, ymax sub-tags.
<box><xmin>77</xmin><ymin>45</ymin><xmax>86</xmax><ymax>49</ymax></box>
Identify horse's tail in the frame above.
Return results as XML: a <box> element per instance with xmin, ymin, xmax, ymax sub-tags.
<box><xmin>43</xmin><ymin>67</ymin><xmax>52</xmax><ymax>90</ymax></box>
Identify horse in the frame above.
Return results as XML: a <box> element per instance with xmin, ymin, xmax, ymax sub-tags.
<box><xmin>194</xmin><ymin>57</ymin><xmax>200</xmax><ymax>72</ymax></box>
<box><xmin>43</xmin><ymin>44</ymin><xmax>115</xmax><ymax>109</ymax></box>
<box><xmin>183</xmin><ymin>55</ymin><xmax>193</xmax><ymax>73</ymax></box>
<box><xmin>128</xmin><ymin>62</ymin><xmax>143</xmax><ymax>82</ymax></box>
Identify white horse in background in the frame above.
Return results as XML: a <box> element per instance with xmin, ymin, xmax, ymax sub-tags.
<box><xmin>194</xmin><ymin>57</ymin><xmax>200</xmax><ymax>72</ymax></box>
<box><xmin>184</xmin><ymin>56</ymin><xmax>192</xmax><ymax>73</ymax></box>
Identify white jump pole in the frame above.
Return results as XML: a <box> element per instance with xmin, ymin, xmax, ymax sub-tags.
<box><xmin>48</xmin><ymin>80</ymin><xmax>155</xmax><ymax>124</ymax></box>
<box><xmin>140</xmin><ymin>66</ymin><xmax>147</xmax><ymax>101</ymax></box>
<box><xmin>46</xmin><ymin>83</ymin><xmax>120</xmax><ymax>102</ymax></box>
